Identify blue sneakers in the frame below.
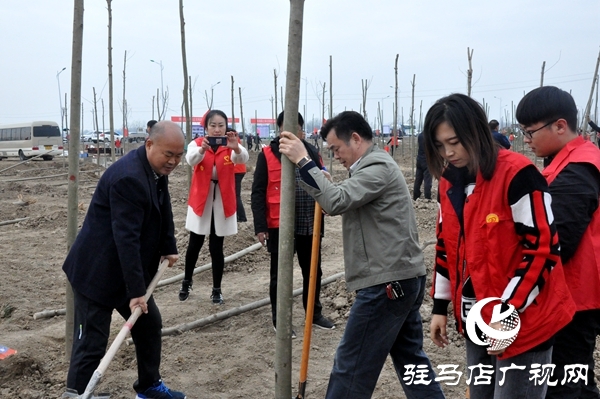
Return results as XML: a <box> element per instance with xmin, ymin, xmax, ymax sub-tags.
<box><xmin>135</xmin><ymin>380</ymin><xmax>186</xmax><ymax>399</ymax></box>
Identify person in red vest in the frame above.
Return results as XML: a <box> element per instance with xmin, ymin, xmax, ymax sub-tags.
<box><xmin>251</xmin><ymin>111</ymin><xmax>334</xmax><ymax>337</ymax></box>
<box><xmin>517</xmin><ymin>86</ymin><xmax>600</xmax><ymax>398</ymax></box>
<box><xmin>179</xmin><ymin>110</ymin><xmax>249</xmax><ymax>304</ymax></box>
<box><xmin>229</xmin><ymin>127</ymin><xmax>247</xmax><ymax>222</ymax></box>
<box><xmin>424</xmin><ymin>94</ymin><xmax>575</xmax><ymax>399</ymax></box>
<box><xmin>386</xmin><ymin>134</ymin><xmax>400</xmax><ymax>156</ymax></box>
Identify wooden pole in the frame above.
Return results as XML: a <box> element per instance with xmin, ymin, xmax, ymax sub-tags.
<box><xmin>276</xmin><ymin>1</ymin><xmax>305</xmax><ymax>397</ymax></box>
<box><xmin>296</xmin><ymin>203</ymin><xmax>323</xmax><ymax>398</ymax></box>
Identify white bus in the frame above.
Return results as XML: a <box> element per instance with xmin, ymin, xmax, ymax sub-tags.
<box><xmin>0</xmin><ymin>121</ymin><xmax>63</xmax><ymax>161</ymax></box>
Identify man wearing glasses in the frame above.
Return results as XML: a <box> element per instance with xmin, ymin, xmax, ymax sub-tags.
<box><xmin>517</xmin><ymin>86</ymin><xmax>600</xmax><ymax>399</ymax></box>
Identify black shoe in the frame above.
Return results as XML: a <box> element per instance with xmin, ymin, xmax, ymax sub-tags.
<box><xmin>211</xmin><ymin>288</ymin><xmax>224</xmax><ymax>305</ymax></box>
<box><xmin>178</xmin><ymin>279</ymin><xmax>192</xmax><ymax>302</ymax></box>
<box><xmin>313</xmin><ymin>314</ymin><xmax>335</xmax><ymax>330</ymax></box>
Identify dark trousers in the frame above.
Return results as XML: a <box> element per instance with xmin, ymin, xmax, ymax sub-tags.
<box><xmin>184</xmin><ymin>219</ymin><xmax>225</xmax><ymax>288</ymax></box>
<box><xmin>269</xmin><ymin>233</ymin><xmax>323</xmax><ymax>323</ymax></box>
<box><xmin>67</xmin><ymin>290</ymin><xmax>162</xmax><ymax>394</ymax></box>
<box><xmin>325</xmin><ymin>276</ymin><xmax>444</xmax><ymax>398</ymax></box>
<box><xmin>234</xmin><ymin>172</ymin><xmax>247</xmax><ymax>222</ymax></box>
<box><xmin>413</xmin><ymin>161</ymin><xmax>432</xmax><ymax>200</ymax></box>
<box><xmin>546</xmin><ymin>309</ymin><xmax>600</xmax><ymax>399</ymax></box>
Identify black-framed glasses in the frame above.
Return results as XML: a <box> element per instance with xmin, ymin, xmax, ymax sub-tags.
<box><xmin>520</xmin><ymin>120</ymin><xmax>557</xmax><ymax>139</ymax></box>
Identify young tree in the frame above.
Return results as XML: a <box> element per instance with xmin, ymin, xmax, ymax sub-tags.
<box><xmin>66</xmin><ymin>0</ymin><xmax>84</xmax><ymax>360</ymax></box>
<box><xmin>179</xmin><ymin>0</ymin><xmax>192</xmax><ymax>187</ymax></box>
<box><xmin>107</xmin><ymin>0</ymin><xmax>115</xmax><ymax>162</ymax></box>
<box><xmin>467</xmin><ymin>47</ymin><xmax>474</xmax><ymax>96</ymax></box>
<box><xmin>276</xmin><ymin>1</ymin><xmax>305</xmax><ymax>397</ymax></box>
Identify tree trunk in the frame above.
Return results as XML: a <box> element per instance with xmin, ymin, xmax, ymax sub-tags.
<box><xmin>122</xmin><ymin>51</ymin><xmax>128</xmax><ymax>144</ymax></box>
<box><xmin>276</xmin><ymin>1</ymin><xmax>305</xmax><ymax>397</ymax></box>
<box><xmin>239</xmin><ymin>87</ymin><xmax>246</xmax><ymax>140</ymax></box>
<box><xmin>410</xmin><ymin>74</ymin><xmax>416</xmax><ymax>177</ymax></box>
<box><xmin>230</xmin><ymin>76</ymin><xmax>235</xmax><ymax>130</ymax></box>
<box><xmin>107</xmin><ymin>0</ymin><xmax>115</xmax><ymax>162</ymax></box>
<box><xmin>66</xmin><ymin>0</ymin><xmax>84</xmax><ymax>361</ymax></box>
<box><xmin>329</xmin><ymin>55</ymin><xmax>333</xmax><ymax>119</ymax></box>
<box><xmin>467</xmin><ymin>47</ymin><xmax>474</xmax><ymax>97</ymax></box>
<box><xmin>540</xmin><ymin>61</ymin><xmax>546</xmax><ymax>87</ymax></box>
<box><xmin>274</xmin><ymin>69</ymin><xmax>278</xmax><ymax>121</ymax></box>
<box><xmin>393</xmin><ymin>54</ymin><xmax>399</xmax><ymax>161</ymax></box>
<box><xmin>179</xmin><ymin>0</ymin><xmax>192</xmax><ymax>188</ymax></box>
<box><xmin>581</xmin><ymin>50</ymin><xmax>600</xmax><ymax>133</ymax></box>
<box><xmin>93</xmin><ymin>88</ymin><xmax>100</xmax><ymax>165</ymax></box>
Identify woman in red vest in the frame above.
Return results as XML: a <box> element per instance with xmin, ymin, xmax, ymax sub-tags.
<box><xmin>423</xmin><ymin>94</ymin><xmax>574</xmax><ymax>399</ymax></box>
<box><xmin>180</xmin><ymin>110</ymin><xmax>249</xmax><ymax>303</ymax></box>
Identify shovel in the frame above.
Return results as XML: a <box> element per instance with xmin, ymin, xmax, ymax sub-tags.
<box><xmin>80</xmin><ymin>259</ymin><xmax>170</xmax><ymax>399</ymax></box>
<box><xmin>296</xmin><ymin>202</ymin><xmax>323</xmax><ymax>399</ymax></box>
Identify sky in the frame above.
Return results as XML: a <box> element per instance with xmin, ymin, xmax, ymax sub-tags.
<box><xmin>1</xmin><ymin>0</ymin><xmax>599</xmax><ymax>134</ymax></box>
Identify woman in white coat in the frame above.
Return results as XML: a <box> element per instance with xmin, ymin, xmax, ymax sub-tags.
<box><xmin>180</xmin><ymin>110</ymin><xmax>249</xmax><ymax>303</ymax></box>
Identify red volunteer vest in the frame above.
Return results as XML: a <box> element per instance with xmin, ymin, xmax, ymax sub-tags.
<box><xmin>542</xmin><ymin>136</ymin><xmax>600</xmax><ymax>311</ymax></box>
<box><xmin>188</xmin><ymin>138</ymin><xmax>237</xmax><ymax>218</ymax></box>
<box><xmin>263</xmin><ymin>146</ymin><xmax>281</xmax><ymax>228</ymax></box>
<box><xmin>438</xmin><ymin>150</ymin><xmax>575</xmax><ymax>358</ymax></box>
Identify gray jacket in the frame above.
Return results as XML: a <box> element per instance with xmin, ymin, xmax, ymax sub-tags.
<box><xmin>300</xmin><ymin>144</ymin><xmax>425</xmax><ymax>291</ymax></box>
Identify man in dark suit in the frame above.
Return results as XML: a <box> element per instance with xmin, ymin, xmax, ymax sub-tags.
<box><xmin>62</xmin><ymin>121</ymin><xmax>186</xmax><ymax>399</ymax></box>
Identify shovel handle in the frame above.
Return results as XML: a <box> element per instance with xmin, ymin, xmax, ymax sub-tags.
<box><xmin>80</xmin><ymin>259</ymin><xmax>170</xmax><ymax>399</ymax></box>
<box><xmin>297</xmin><ymin>202</ymin><xmax>323</xmax><ymax>389</ymax></box>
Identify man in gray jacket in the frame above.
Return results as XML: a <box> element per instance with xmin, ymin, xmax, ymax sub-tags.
<box><xmin>279</xmin><ymin>111</ymin><xmax>444</xmax><ymax>399</ymax></box>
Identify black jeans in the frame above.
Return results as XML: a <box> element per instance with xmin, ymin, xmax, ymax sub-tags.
<box><xmin>234</xmin><ymin>172</ymin><xmax>247</xmax><ymax>222</ymax></box>
<box><xmin>413</xmin><ymin>160</ymin><xmax>432</xmax><ymax>200</ymax></box>
<box><xmin>546</xmin><ymin>309</ymin><xmax>600</xmax><ymax>399</ymax></box>
<box><xmin>67</xmin><ymin>290</ymin><xmax>162</xmax><ymax>394</ymax></box>
<box><xmin>184</xmin><ymin>218</ymin><xmax>225</xmax><ymax>288</ymax></box>
<box><xmin>269</xmin><ymin>233</ymin><xmax>323</xmax><ymax>323</ymax></box>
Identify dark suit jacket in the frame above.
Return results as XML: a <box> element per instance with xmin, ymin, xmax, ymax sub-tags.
<box><xmin>63</xmin><ymin>146</ymin><xmax>177</xmax><ymax>308</ymax></box>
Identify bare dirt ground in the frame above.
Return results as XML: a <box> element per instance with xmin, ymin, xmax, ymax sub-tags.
<box><xmin>0</xmin><ymin>138</ymin><xmax>592</xmax><ymax>398</ymax></box>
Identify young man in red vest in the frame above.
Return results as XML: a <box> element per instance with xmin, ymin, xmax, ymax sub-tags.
<box><xmin>251</xmin><ymin>111</ymin><xmax>334</xmax><ymax>337</ymax></box>
<box><xmin>517</xmin><ymin>86</ymin><xmax>600</xmax><ymax>398</ymax></box>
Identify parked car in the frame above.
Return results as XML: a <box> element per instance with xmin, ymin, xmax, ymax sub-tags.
<box><xmin>126</xmin><ymin>131</ymin><xmax>148</xmax><ymax>143</ymax></box>
<box><xmin>99</xmin><ymin>132</ymin><xmax>122</xmax><ymax>142</ymax></box>
<box><xmin>81</xmin><ymin>132</ymin><xmax>98</xmax><ymax>142</ymax></box>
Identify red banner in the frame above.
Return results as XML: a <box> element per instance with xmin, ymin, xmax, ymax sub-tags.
<box><xmin>171</xmin><ymin>116</ymin><xmax>240</xmax><ymax>123</ymax></box>
<box><xmin>251</xmin><ymin>118</ymin><xmax>276</xmax><ymax>124</ymax></box>
<box><xmin>171</xmin><ymin>116</ymin><xmax>203</xmax><ymax>123</ymax></box>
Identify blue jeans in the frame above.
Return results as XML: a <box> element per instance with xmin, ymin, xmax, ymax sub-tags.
<box><xmin>325</xmin><ymin>276</ymin><xmax>445</xmax><ymax>399</ymax></box>
<box><xmin>465</xmin><ymin>339</ymin><xmax>552</xmax><ymax>399</ymax></box>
